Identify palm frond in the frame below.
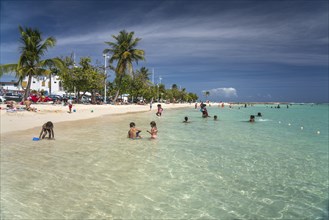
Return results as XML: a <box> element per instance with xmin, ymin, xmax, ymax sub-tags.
<box><xmin>0</xmin><ymin>64</ymin><xmax>18</xmax><ymax>76</ymax></box>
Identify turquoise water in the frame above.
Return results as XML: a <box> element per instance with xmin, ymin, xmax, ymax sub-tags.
<box><xmin>1</xmin><ymin>104</ymin><xmax>328</xmax><ymax>219</ymax></box>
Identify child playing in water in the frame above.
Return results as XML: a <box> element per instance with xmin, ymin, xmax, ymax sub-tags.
<box><xmin>147</xmin><ymin>121</ymin><xmax>158</xmax><ymax>139</ymax></box>
<box><xmin>156</xmin><ymin>104</ymin><xmax>163</xmax><ymax>116</ymax></box>
<box><xmin>183</xmin><ymin>116</ymin><xmax>189</xmax><ymax>123</ymax></box>
<box><xmin>128</xmin><ymin>122</ymin><xmax>142</xmax><ymax>139</ymax></box>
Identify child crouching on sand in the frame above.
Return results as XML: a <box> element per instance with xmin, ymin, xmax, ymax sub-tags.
<box><xmin>39</xmin><ymin>121</ymin><xmax>55</xmax><ymax>140</ymax></box>
<box><xmin>147</xmin><ymin>121</ymin><xmax>158</xmax><ymax>139</ymax></box>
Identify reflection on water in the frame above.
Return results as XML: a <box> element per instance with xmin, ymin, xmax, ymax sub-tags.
<box><xmin>1</xmin><ymin>105</ymin><xmax>328</xmax><ymax>219</ymax></box>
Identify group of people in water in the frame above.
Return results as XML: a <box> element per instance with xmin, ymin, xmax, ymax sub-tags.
<box><xmin>37</xmin><ymin>102</ymin><xmax>264</xmax><ymax>141</ymax></box>
<box><xmin>128</xmin><ymin>121</ymin><xmax>158</xmax><ymax>139</ymax></box>
<box><xmin>127</xmin><ymin>104</ymin><xmax>163</xmax><ymax>139</ymax></box>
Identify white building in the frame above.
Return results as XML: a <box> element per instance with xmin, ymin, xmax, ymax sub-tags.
<box><xmin>0</xmin><ymin>75</ymin><xmax>65</xmax><ymax>95</ymax></box>
<box><xmin>0</xmin><ymin>81</ymin><xmax>22</xmax><ymax>93</ymax></box>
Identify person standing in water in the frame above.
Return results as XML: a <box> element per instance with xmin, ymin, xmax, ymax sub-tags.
<box><xmin>147</xmin><ymin>121</ymin><xmax>158</xmax><ymax>139</ymax></box>
<box><xmin>156</xmin><ymin>104</ymin><xmax>163</xmax><ymax>116</ymax></box>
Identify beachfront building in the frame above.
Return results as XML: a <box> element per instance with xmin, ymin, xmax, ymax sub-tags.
<box><xmin>0</xmin><ymin>76</ymin><xmax>65</xmax><ymax>96</ymax></box>
<box><xmin>0</xmin><ymin>81</ymin><xmax>22</xmax><ymax>94</ymax></box>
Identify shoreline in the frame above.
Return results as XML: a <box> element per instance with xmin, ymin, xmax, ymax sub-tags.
<box><xmin>0</xmin><ymin>102</ymin><xmax>192</xmax><ymax>135</ymax></box>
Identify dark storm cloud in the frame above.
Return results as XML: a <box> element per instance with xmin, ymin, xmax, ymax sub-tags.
<box><xmin>1</xmin><ymin>0</ymin><xmax>328</xmax><ymax>102</ymax></box>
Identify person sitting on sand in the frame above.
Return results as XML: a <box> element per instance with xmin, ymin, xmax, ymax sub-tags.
<box><xmin>147</xmin><ymin>121</ymin><xmax>158</xmax><ymax>139</ymax></box>
<box><xmin>24</xmin><ymin>100</ymin><xmax>37</xmax><ymax>112</ymax></box>
<box><xmin>6</xmin><ymin>100</ymin><xmax>17</xmax><ymax>109</ymax></box>
<box><xmin>128</xmin><ymin>122</ymin><xmax>142</xmax><ymax>139</ymax></box>
<box><xmin>39</xmin><ymin>121</ymin><xmax>55</xmax><ymax>140</ymax></box>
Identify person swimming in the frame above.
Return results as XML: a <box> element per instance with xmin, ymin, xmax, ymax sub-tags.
<box><xmin>249</xmin><ymin>115</ymin><xmax>255</xmax><ymax>123</ymax></box>
<box><xmin>183</xmin><ymin>116</ymin><xmax>189</xmax><ymax>123</ymax></box>
<box><xmin>214</xmin><ymin>115</ymin><xmax>218</xmax><ymax>120</ymax></box>
<box><xmin>257</xmin><ymin>112</ymin><xmax>262</xmax><ymax>117</ymax></box>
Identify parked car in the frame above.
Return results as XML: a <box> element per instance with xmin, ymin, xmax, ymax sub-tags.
<box><xmin>48</xmin><ymin>95</ymin><xmax>63</xmax><ymax>102</ymax></box>
<box><xmin>0</xmin><ymin>96</ymin><xmax>6</xmax><ymax>103</ymax></box>
<box><xmin>81</xmin><ymin>96</ymin><xmax>91</xmax><ymax>103</ymax></box>
<box><xmin>3</xmin><ymin>93</ymin><xmax>22</xmax><ymax>102</ymax></box>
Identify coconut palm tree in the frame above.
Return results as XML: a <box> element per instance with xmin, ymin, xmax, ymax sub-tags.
<box><xmin>204</xmin><ymin>91</ymin><xmax>210</xmax><ymax>99</ymax></box>
<box><xmin>134</xmin><ymin>67</ymin><xmax>152</xmax><ymax>86</ymax></box>
<box><xmin>103</xmin><ymin>30</ymin><xmax>145</xmax><ymax>102</ymax></box>
<box><xmin>0</xmin><ymin>26</ymin><xmax>65</xmax><ymax>100</ymax></box>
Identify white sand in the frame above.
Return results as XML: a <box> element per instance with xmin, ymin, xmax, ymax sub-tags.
<box><xmin>0</xmin><ymin>102</ymin><xmax>192</xmax><ymax>134</ymax></box>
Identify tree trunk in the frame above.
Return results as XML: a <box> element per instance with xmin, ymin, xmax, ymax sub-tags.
<box><xmin>24</xmin><ymin>74</ymin><xmax>32</xmax><ymax>101</ymax></box>
<box><xmin>113</xmin><ymin>75</ymin><xmax>123</xmax><ymax>103</ymax></box>
<box><xmin>113</xmin><ymin>89</ymin><xmax>120</xmax><ymax>103</ymax></box>
<box><xmin>49</xmin><ymin>73</ymin><xmax>52</xmax><ymax>96</ymax></box>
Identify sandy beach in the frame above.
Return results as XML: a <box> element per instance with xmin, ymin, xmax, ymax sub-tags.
<box><xmin>1</xmin><ymin>102</ymin><xmax>192</xmax><ymax>134</ymax></box>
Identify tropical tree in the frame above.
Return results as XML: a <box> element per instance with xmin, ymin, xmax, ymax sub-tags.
<box><xmin>0</xmin><ymin>26</ymin><xmax>65</xmax><ymax>100</ymax></box>
<box><xmin>130</xmin><ymin>67</ymin><xmax>152</xmax><ymax>101</ymax></box>
<box><xmin>59</xmin><ymin>57</ymin><xmax>104</xmax><ymax>103</ymax></box>
<box><xmin>103</xmin><ymin>30</ymin><xmax>145</xmax><ymax>102</ymax></box>
<box><xmin>203</xmin><ymin>91</ymin><xmax>210</xmax><ymax>100</ymax></box>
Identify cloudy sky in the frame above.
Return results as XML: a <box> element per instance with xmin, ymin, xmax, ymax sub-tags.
<box><xmin>1</xmin><ymin>0</ymin><xmax>328</xmax><ymax>102</ymax></box>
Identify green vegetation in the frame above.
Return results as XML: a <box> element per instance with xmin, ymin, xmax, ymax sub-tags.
<box><xmin>103</xmin><ymin>30</ymin><xmax>145</xmax><ymax>102</ymax></box>
<box><xmin>0</xmin><ymin>26</ymin><xmax>65</xmax><ymax>100</ymax></box>
<box><xmin>0</xmin><ymin>27</ymin><xmax>198</xmax><ymax>103</ymax></box>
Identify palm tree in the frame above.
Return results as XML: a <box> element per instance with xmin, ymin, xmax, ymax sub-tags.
<box><xmin>0</xmin><ymin>26</ymin><xmax>65</xmax><ymax>100</ymax></box>
<box><xmin>204</xmin><ymin>91</ymin><xmax>210</xmax><ymax>98</ymax></box>
<box><xmin>135</xmin><ymin>67</ymin><xmax>152</xmax><ymax>86</ymax></box>
<box><xmin>103</xmin><ymin>30</ymin><xmax>145</xmax><ymax>102</ymax></box>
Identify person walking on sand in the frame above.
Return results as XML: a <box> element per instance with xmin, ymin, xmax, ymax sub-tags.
<box><xmin>149</xmin><ymin>100</ymin><xmax>153</xmax><ymax>111</ymax></box>
<box><xmin>67</xmin><ymin>98</ymin><xmax>73</xmax><ymax>113</ymax></box>
<box><xmin>147</xmin><ymin>121</ymin><xmax>158</xmax><ymax>139</ymax></box>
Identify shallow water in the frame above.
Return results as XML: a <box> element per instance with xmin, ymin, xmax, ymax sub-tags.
<box><xmin>1</xmin><ymin>104</ymin><xmax>328</xmax><ymax>219</ymax></box>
